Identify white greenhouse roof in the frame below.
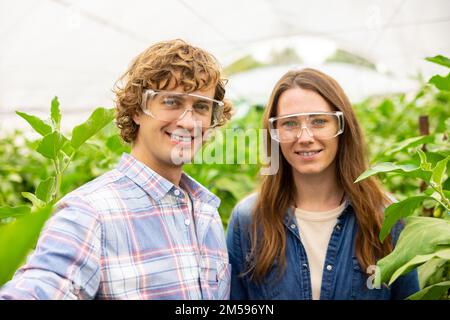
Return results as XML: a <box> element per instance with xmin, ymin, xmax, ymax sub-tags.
<box><xmin>1</xmin><ymin>0</ymin><xmax>449</xmax><ymax>132</ymax></box>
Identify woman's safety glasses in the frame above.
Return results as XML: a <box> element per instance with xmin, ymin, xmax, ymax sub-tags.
<box><xmin>268</xmin><ymin>111</ymin><xmax>344</xmax><ymax>142</ymax></box>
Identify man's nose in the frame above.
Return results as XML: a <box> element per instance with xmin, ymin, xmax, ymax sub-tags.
<box><xmin>176</xmin><ymin>108</ymin><xmax>200</xmax><ymax>129</ymax></box>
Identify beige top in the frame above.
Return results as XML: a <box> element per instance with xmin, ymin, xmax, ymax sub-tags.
<box><xmin>294</xmin><ymin>202</ymin><xmax>346</xmax><ymax>300</ymax></box>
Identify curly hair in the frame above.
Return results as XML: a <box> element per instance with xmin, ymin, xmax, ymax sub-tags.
<box><xmin>114</xmin><ymin>39</ymin><xmax>233</xmax><ymax>143</ymax></box>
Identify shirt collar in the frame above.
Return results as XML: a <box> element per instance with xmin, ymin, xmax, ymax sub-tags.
<box><xmin>116</xmin><ymin>153</ymin><xmax>220</xmax><ymax>208</ymax></box>
<box><xmin>284</xmin><ymin>196</ymin><xmax>353</xmax><ymax>226</ymax></box>
<box><xmin>179</xmin><ymin>173</ymin><xmax>221</xmax><ymax>208</ymax></box>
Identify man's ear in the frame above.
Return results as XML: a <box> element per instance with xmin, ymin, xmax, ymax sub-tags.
<box><xmin>133</xmin><ymin>112</ymin><xmax>141</xmax><ymax>125</ymax></box>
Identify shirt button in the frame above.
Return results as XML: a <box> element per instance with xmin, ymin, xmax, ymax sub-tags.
<box><xmin>174</xmin><ymin>189</ymin><xmax>181</xmax><ymax>196</ymax></box>
<box><xmin>290</xmin><ymin>224</ymin><xmax>296</xmax><ymax>229</ymax></box>
<box><xmin>184</xmin><ymin>218</ymin><xmax>191</xmax><ymax>226</ymax></box>
<box><xmin>326</xmin><ymin>265</ymin><xmax>333</xmax><ymax>271</ymax></box>
<box><xmin>336</xmin><ymin>224</ymin><xmax>341</xmax><ymax>230</ymax></box>
<box><xmin>302</xmin><ymin>263</ymin><xmax>308</xmax><ymax>269</ymax></box>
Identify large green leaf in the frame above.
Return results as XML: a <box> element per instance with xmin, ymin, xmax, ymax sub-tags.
<box><xmin>0</xmin><ymin>206</ymin><xmax>31</xmax><ymax>220</ymax></box>
<box><xmin>426</xmin><ymin>55</ymin><xmax>450</xmax><ymax>68</ymax></box>
<box><xmin>376</xmin><ymin>217</ymin><xmax>450</xmax><ymax>287</ymax></box>
<box><xmin>431</xmin><ymin>156</ymin><xmax>450</xmax><ymax>187</ymax></box>
<box><xmin>36</xmin><ymin>176</ymin><xmax>56</xmax><ymax>203</ymax></box>
<box><xmin>15</xmin><ymin>111</ymin><xmax>52</xmax><ymax>136</ymax></box>
<box><xmin>355</xmin><ymin>162</ymin><xmax>418</xmax><ymax>183</ymax></box>
<box><xmin>51</xmin><ymin>96</ymin><xmax>61</xmax><ymax>130</ymax></box>
<box><xmin>417</xmin><ymin>149</ymin><xmax>432</xmax><ymax>171</ymax></box>
<box><xmin>397</xmin><ymin>168</ymin><xmax>432</xmax><ymax>182</ymax></box>
<box><xmin>385</xmin><ymin>135</ymin><xmax>434</xmax><ymax>156</ymax></box>
<box><xmin>213</xmin><ymin>175</ymin><xmax>254</xmax><ymax>201</ymax></box>
<box><xmin>407</xmin><ymin>281</ymin><xmax>450</xmax><ymax>300</ymax></box>
<box><xmin>21</xmin><ymin>192</ymin><xmax>45</xmax><ymax>208</ymax></box>
<box><xmin>380</xmin><ymin>196</ymin><xmax>434</xmax><ymax>242</ymax></box>
<box><xmin>388</xmin><ymin>247</ymin><xmax>450</xmax><ymax>285</ymax></box>
<box><xmin>429</xmin><ymin>73</ymin><xmax>450</xmax><ymax>92</ymax></box>
<box><xmin>418</xmin><ymin>257</ymin><xmax>448</xmax><ymax>288</ymax></box>
<box><xmin>36</xmin><ymin>132</ymin><xmax>67</xmax><ymax>160</ymax></box>
<box><xmin>70</xmin><ymin>107</ymin><xmax>115</xmax><ymax>150</ymax></box>
<box><xmin>0</xmin><ymin>204</ymin><xmax>53</xmax><ymax>286</ymax></box>
<box><xmin>106</xmin><ymin>134</ymin><xmax>130</xmax><ymax>155</ymax></box>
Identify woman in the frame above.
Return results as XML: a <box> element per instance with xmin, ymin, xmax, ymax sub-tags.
<box><xmin>226</xmin><ymin>68</ymin><xmax>419</xmax><ymax>300</ymax></box>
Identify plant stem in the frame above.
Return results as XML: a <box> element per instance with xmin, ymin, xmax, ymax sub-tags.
<box><xmin>53</xmin><ymin>159</ymin><xmax>61</xmax><ymax>202</ymax></box>
<box><xmin>61</xmin><ymin>152</ymin><xmax>75</xmax><ymax>174</ymax></box>
<box><xmin>430</xmin><ymin>185</ymin><xmax>450</xmax><ymax>212</ymax></box>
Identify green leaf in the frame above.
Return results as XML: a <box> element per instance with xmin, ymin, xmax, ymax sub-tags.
<box><xmin>0</xmin><ymin>205</ymin><xmax>53</xmax><ymax>286</ymax></box>
<box><xmin>388</xmin><ymin>247</ymin><xmax>450</xmax><ymax>285</ymax></box>
<box><xmin>385</xmin><ymin>135</ymin><xmax>434</xmax><ymax>156</ymax></box>
<box><xmin>0</xmin><ymin>206</ymin><xmax>31</xmax><ymax>219</ymax></box>
<box><xmin>429</xmin><ymin>73</ymin><xmax>450</xmax><ymax>92</ymax></box>
<box><xmin>36</xmin><ymin>177</ymin><xmax>56</xmax><ymax>203</ymax></box>
<box><xmin>376</xmin><ymin>217</ymin><xmax>450</xmax><ymax>287</ymax></box>
<box><xmin>431</xmin><ymin>156</ymin><xmax>450</xmax><ymax>187</ymax></box>
<box><xmin>71</xmin><ymin>107</ymin><xmax>115</xmax><ymax>150</ymax></box>
<box><xmin>378</xmin><ymin>99</ymin><xmax>394</xmax><ymax>117</ymax></box>
<box><xmin>426</xmin><ymin>55</ymin><xmax>450</xmax><ymax>68</ymax></box>
<box><xmin>418</xmin><ymin>256</ymin><xmax>448</xmax><ymax>288</ymax></box>
<box><xmin>399</xmin><ymin>168</ymin><xmax>432</xmax><ymax>183</ymax></box>
<box><xmin>213</xmin><ymin>175</ymin><xmax>254</xmax><ymax>200</ymax></box>
<box><xmin>355</xmin><ymin>163</ymin><xmax>418</xmax><ymax>183</ymax></box>
<box><xmin>36</xmin><ymin>132</ymin><xmax>67</xmax><ymax>160</ymax></box>
<box><xmin>15</xmin><ymin>111</ymin><xmax>52</xmax><ymax>136</ymax></box>
<box><xmin>21</xmin><ymin>192</ymin><xmax>46</xmax><ymax>208</ymax></box>
<box><xmin>106</xmin><ymin>134</ymin><xmax>130</xmax><ymax>155</ymax></box>
<box><xmin>407</xmin><ymin>281</ymin><xmax>450</xmax><ymax>300</ymax></box>
<box><xmin>443</xmin><ymin>190</ymin><xmax>450</xmax><ymax>200</ymax></box>
<box><xmin>51</xmin><ymin>96</ymin><xmax>61</xmax><ymax>130</ymax></box>
<box><xmin>62</xmin><ymin>141</ymin><xmax>75</xmax><ymax>157</ymax></box>
<box><xmin>380</xmin><ymin>196</ymin><xmax>433</xmax><ymax>242</ymax></box>
<box><xmin>417</xmin><ymin>149</ymin><xmax>432</xmax><ymax>171</ymax></box>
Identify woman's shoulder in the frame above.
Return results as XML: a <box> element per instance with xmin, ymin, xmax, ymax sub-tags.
<box><xmin>230</xmin><ymin>192</ymin><xmax>259</xmax><ymax>228</ymax></box>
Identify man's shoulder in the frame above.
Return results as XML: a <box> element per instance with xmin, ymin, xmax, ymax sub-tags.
<box><xmin>57</xmin><ymin>168</ymin><xmax>127</xmax><ymax>209</ymax></box>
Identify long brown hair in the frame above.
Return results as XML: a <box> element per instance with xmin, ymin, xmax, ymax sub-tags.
<box><xmin>249</xmin><ymin>68</ymin><xmax>393</xmax><ymax>280</ymax></box>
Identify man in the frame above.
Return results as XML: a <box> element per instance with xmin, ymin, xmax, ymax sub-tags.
<box><xmin>0</xmin><ymin>39</ymin><xmax>233</xmax><ymax>299</ymax></box>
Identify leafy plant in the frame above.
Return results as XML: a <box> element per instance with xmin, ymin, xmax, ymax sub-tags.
<box><xmin>356</xmin><ymin>55</ymin><xmax>450</xmax><ymax>300</ymax></box>
<box><xmin>1</xmin><ymin>55</ymin><xmax>449</xmax><ymax>298</ymax></box>
<box><xmin>0</xmin><ymin>97</ymin><xmax>115</xmax><ymax>286</ymax></box>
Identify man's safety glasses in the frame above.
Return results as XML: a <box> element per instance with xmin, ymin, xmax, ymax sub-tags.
<box><xmin>141</xmin><ymin>89</ymin><xmax>224</xmax><ymax>128</ymax></box>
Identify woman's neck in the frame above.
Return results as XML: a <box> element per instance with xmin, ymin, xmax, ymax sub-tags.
<box><xmin>293</xmin><ymin>168</ymin><xmax>344</xmax><ymax>212</ymax></box>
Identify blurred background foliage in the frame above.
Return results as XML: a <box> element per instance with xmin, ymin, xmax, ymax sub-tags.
<box><xmin>2</xmin><ymin>79</ymin><xmax>448</xmax><ymax>224</ymax></box>
<box><xmin>0</xmin><ymin>58</ymin><xmax>449</xmax><ymax>297</ymax></box>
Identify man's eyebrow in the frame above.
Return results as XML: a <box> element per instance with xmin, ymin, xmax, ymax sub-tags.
<box><xmin>163</xmin><ymin>93</ymin><xmax>183</xmax><ymax>99</ymax></box>
<box><xmin>194</xmin><ymin>98</ymin><xmax>213</xmax><ymax>103</ymax></box>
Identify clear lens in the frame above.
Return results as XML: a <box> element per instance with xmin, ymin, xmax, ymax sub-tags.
<box><xmin>269</xmin><ymin>112</ymin><xmax>343</xmax><ymax>142</ymax></box>
<box><xmin>142</xmin><ymin>90</ymin><xmax>224</xmax><ymax>128</ymax></box>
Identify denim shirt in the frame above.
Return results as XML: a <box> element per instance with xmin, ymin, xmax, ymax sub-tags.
<box><xmin>226</xmin><ymin>194</ymin><xmax>419</xmax><ymax>300</ymax></box>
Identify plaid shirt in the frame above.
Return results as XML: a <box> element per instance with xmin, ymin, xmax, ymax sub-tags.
<box><xmin>0</xmin><ymin>153</ymin><xmax>231</xmax><ymax>300</ymax></box>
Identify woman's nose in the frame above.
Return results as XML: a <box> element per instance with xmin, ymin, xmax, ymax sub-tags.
<box><xmin>296</xmin><ymin>126</ymin><xmax>314</xmax><ymax>143</ymax></box>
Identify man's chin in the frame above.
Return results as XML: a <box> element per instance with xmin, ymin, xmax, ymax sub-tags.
<box><xmin>169</xmin><ymin>146</ymin><xmax>197</xmax><ymax>166</ymax></box>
